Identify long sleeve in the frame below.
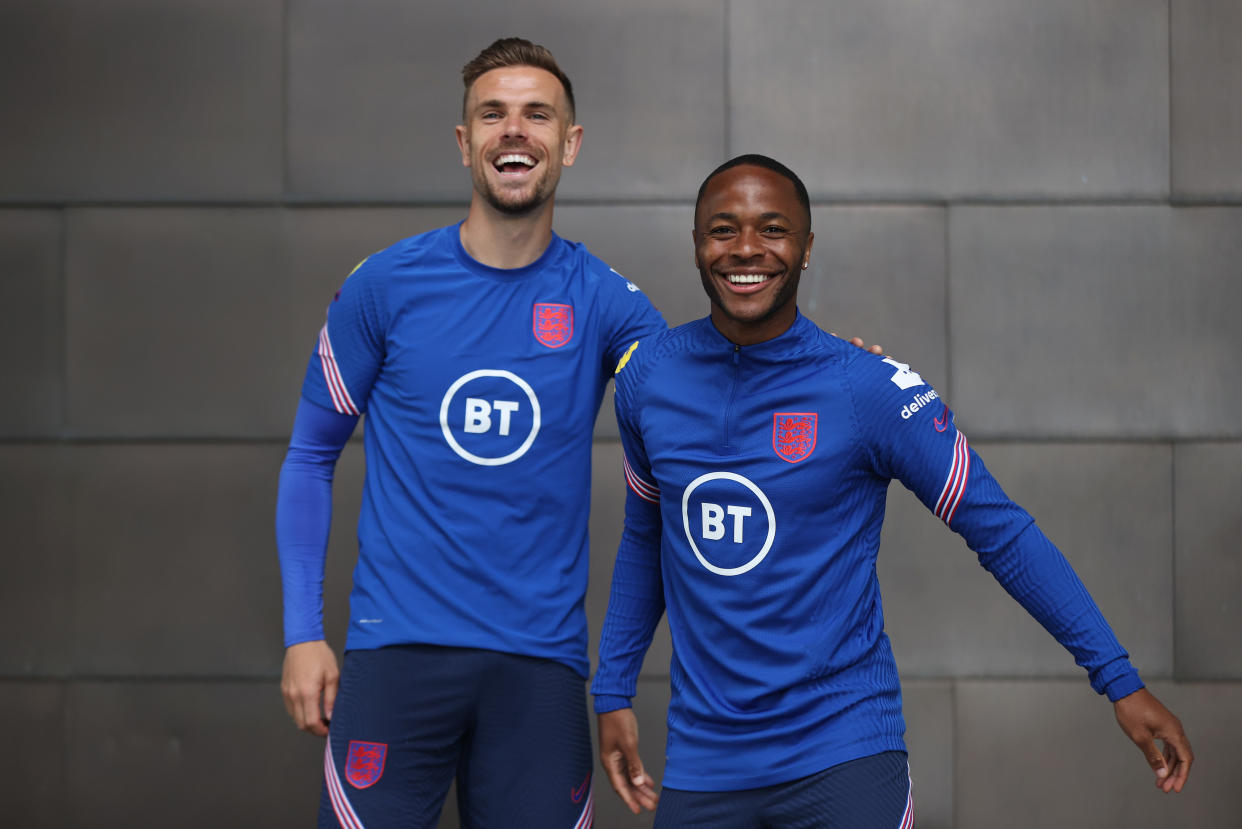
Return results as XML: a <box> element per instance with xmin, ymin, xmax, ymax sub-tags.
<box><xmin>850</xmin><ymin>355</ymin><xmax>1143</xmax><ymax>701</ymax></box>
<box><xmin>275</xmin><ymin>396</ymin><xmax>359</xmax><ymax>647</ymax></box>
<box><xmin>592</xmin><ymin>343</ymin><xmax>666</xmax><ymax>711</ymax></box>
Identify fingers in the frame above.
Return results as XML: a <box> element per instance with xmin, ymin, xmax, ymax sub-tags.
<box><xmin>624</xmin><ymin>756</ymin><xmax>659</xmax><ymax>812</ymax></box>
<box><xmin>1159</xmin><ymin>731</ymin><xmax>1194</xmax><ymax>793</ymax></box>
<box><xmin>831</xmin><ymin>334</ymin><xmax>884</xmax><ymax>355</ymax></box>
<box><xmin>281</xmin><ymin>641</ymin><xmax>338</xmax><ymax>737</ymax></box>
<box><xmin>602</xmin><ymin>748</ymin><xmax>644</xmax><ymax>814</ymax></box>
<box><xmin>602</xmin><ymin>749</ymin><xmax>658</xmax><ymax>813</ymax></box>
<box><xmin>1115</xmin><ymin>688</ymin><xmax>1193</xmax><ymax>794</ymax></box>
<box><xmin>284</xmin><ymin>674</ymin><xmax>329</xmax><ymax>736</ymax></box>
<box><xmin>1136</xmin><ymin>736</ymin><xmax>1168</xmax><ymax>784</ymax></box>
<box><xmin>1134</xmin><ymin>729</ymin><xmax>1189</xmax><ymax>794</ymax></box>
<box><xmin>598</xmin><ymin>709</ymin><xmax>659</xmax><ymax>813</ymax></box>
<box><xmin>322</xmin><ymin>668</ymin><xmax>340</xmax><ymax>724</ymax></box>
<box><xmin>849</xmin><ymin>336</ymin><xmax>884</xmax><ymax>354</ymax></box>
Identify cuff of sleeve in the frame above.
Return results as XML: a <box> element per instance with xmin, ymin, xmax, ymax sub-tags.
<box><xmin>593</xmin><ymin>694</ymin><xmax>633</xmax><ymax>715</ymax></box>
<box><xmin>1102</xmin><ymin>671</ymin><xmax>1145</xmax><ymax>703</ymax></box>
<box><xmin>283</xmin><ymin>628</ymin><xmax>327</xmax><ymax>649</ymax></box>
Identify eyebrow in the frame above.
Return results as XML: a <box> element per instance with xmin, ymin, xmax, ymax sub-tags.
<box><xmin>475</xmin><ymin>99</ymin><xmax>556</xmax><ymax>112</ymax></box>
<box><xmin>703</xmin><ymin>211</ymin><xmax>794</xmax><ymax>223</ymax></box>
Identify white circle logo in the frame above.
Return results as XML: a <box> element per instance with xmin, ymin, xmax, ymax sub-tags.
<box><xmin>439</xmin><ymin>370</ymin><xmax>541</xmax><ymax>466</ymax></box>
<box><xmin>681</xmin><ymin>471</ymin><xmax>776</xmax><ymax>576</ymax></box>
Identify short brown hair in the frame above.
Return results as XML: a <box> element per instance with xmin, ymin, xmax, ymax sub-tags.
<box><xmin>461</xmin><ymin>37</ymin><xmax>575</xmax><ymax>122</ymax></box>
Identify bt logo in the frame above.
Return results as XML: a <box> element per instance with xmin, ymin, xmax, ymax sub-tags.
<box><xmin>439</xmin><ymin>370</ymin><xmax>540</xmax><ymax>466</ymax></box>
<box><xmin>462</xmin><ymin>398</ymin><xmax>521</xmax><ymax>436</ymax></box>
<box><xmin>681</xmin><ymin>472</ymin><xmax>776</xmax><ymax>576</ymax></box>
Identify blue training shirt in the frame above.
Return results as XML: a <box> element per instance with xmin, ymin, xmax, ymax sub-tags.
<box><xmin>280</xmin><ymin>222</ymin><xmax>666</xmax><ymax>678</ymax></box>
<box><xmin>592</xmin><ymin>312</ymin><xmax>1142</xmax><ymax>791</ymax></box>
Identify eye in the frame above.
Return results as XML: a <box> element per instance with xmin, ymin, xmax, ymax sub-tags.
<box><xmin>707</xmin><ymin>226</ymin><xmax>737</xmax><ymax>237</ymax></box>
<box><xmin>480</xmin><ymin>111</ymin><xmax>502</xmax><ymax>121</ymax></box>
<box><xmin>761</xmin><ymin>225</ymin><xmax>790</xmax><ymax>236</ymax></box>
<box><xmin>529</xmin><ymin>111</ymin><xmax>551</xmax><ymax>121</ymax></box>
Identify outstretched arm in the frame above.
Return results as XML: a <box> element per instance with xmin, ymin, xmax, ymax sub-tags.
<box><xmin>1114</xmin><ymin>688</ymin><xmax>1193</xmax><ymax>793</ymax></box>
<box><xmin>850</xmin><ymin>357</ymin><xmax>1192</xmax><ymax>790</ymax></box>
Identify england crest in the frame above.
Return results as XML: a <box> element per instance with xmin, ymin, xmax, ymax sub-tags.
<box><xmin>345</xmin><ymin>741</ymin><xmax>387</xmax><ymax>789</ymax></box>
<box><xmin>773</xmin><ymin>412</ymin><xmax>817</xmax><ymax>463</ymax></box>
<box><xmin>534</xmin><ymin>303</ymin><xmax>574</xmax><ymax>348</ymax></box>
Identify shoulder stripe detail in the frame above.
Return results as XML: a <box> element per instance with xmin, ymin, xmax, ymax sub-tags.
<box><xmin>934</xmin><ymin>430</ymin><xmax>970</xmax><ymax>525</ymax></box>
<box><xmin>324</xmin><ymin>737</ymin><xmax>366</xmax><ymax>829</ymax></box>
<box><xmin>318</xmin><ymin>323</ymin><xmax>360</xmax><ymax>416</ymax></box>
<box><xmin>623</xmin><ymin>452</ymin><xmax>660</xmax><ymax>504</ymax></box>
<box><xmin>574</xmin><ymin>787</ymin><xmax>594</xmax><ymax>828</ymax></box>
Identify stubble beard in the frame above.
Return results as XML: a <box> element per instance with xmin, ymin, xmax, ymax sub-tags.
<box><xmin>473</xmin><ymin>163</ymin><xmax>560</xmax><ymax>217</ymax></box>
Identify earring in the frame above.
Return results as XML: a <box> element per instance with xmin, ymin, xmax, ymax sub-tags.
<box><xmin>801</xmin><ymin>262</ymin><xmax>809</xmax><ymax>270</ymax></box>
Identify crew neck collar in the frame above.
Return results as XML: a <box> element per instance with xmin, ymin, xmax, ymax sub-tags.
<box><xmin>451</xmin><ymin>221</ymin><xmax>562</xmax><ymax>279</ymax></box>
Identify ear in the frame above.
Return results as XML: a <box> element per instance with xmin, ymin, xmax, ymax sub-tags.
<box><xmin>455</xmin><ymin>124</ymin><xmax>471</xmax><ymax>167</ymax></box>
<box><xmin>560</xmin><ymin>124</ymin><xmax>585</xmax><ymax>167</ymax></box>
<box><xmin>692</xmin><ymin>227</ymin><xmax>701</xmax><ymax>268</ymax></box>
<box><xmin>803</xmin><ymin>231</ymin><xmax>815</xmax><ymax>266</ymax></box>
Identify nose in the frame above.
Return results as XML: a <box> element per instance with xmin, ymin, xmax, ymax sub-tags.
<box><xmin>502</xmin><ymin>111</ymin><xmax>526</xmax><ymax>139</ymax></box>
<box><xmin>731</xmin><ymin>227</ymin><xmax>763</xmax><ymax>259</ymax></box>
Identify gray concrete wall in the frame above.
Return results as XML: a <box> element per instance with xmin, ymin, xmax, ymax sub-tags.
<box><xmin>1</xmin><ymin>1</ymin><xmax>1238</xmax><ymax>826</ymax></box>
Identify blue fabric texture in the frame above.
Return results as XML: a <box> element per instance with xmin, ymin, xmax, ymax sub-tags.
<box><xmin>593</xmin><ymin>312</ymin><xmax>1142</xmax><ymax>791</ymax></box>
<box><xmin>278</xmin><ymin>222</ymin><xmax>666</xmax><ymax>676</ymax></box>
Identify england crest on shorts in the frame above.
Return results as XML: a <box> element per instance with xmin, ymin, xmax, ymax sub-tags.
<box><xmin>345</xmin><ymin>740</ymin><xmax>387</xmax><ymax>789</ymax></box>
<box><xmin>773</xmin><ymin>412</ymin><xmax>817</xmax><ymax>463</ymax></box>
<box><xmin>534</xmin><ymin>303</ymin><xmax>574</xmax><ymax>348</ymax></box>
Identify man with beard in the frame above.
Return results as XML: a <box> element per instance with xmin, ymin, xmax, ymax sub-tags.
<box><xmin>275</xmin><ymin>38</ymin><xmax>666</xmax><ymax>828</ymax></box>
<box><xmin>592</xmin><ymin>155</ymin><xmax>1193</xmax><ymax>828</ymax></box>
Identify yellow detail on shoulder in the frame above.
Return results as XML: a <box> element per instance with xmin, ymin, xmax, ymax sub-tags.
<box><xmin>615</xmin><ymin>340</ymin><xmax>640</xmax><ymax>375</ymax></box>
<box><xmin>345</xmin><ymin>257</ymin><xmax>369</xmax><ymax>279</ymax></box>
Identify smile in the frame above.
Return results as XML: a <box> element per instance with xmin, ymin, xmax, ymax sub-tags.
<box><xmin>493</xmin><ymin>153</ymin><xmax>537</xmax><ymax>174</ymax></box>
<box><xmin>725</xmin><ymin>273</ymin><xmax>774</xmax><ymax>285</ymax></box>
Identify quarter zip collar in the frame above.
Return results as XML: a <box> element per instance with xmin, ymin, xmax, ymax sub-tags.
<box><xmin>700</xmin><ymin>310</ymin><xmax>815</xmax><ymax>364</ymax></box>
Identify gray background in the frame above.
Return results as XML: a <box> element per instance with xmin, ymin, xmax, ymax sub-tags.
<box><xmin>2</xmin><ymin>0</ymin><xmax>1239</xmax><ymax>826</ymax></box>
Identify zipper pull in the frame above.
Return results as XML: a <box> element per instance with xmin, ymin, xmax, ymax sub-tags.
<box><xmin>733</xmin><ymin>344</ymin><xmax>740</xmax><ymax>365</ymax></box>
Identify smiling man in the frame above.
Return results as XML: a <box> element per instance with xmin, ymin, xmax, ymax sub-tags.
<box><xmin>591</xmin><ymin>154</ymin><xmax>1193</xmax><ymax>828</ymax></box>
<box><xmin>276</xmin><ymin>38</ymin><xmax>666</xmax><ymax>828</ymax></box>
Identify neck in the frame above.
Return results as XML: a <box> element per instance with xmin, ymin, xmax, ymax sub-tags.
<box><xmin>710</xmin><ymin>307</ymin><xmax>798</xmax><ymax>347</ymax></box>
<box><xmin>459</xmin><ymin>195</ymin><xmax>556</xmax><ymax>269</ymax></box>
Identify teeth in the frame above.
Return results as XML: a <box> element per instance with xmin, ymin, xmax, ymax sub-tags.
<box><xmin>496</xmin><ymin>154</ymin><xmax>535</xmax><ymax>167</ymax></box>
<box><xmin>726</xmin><ymin>274</ymin><xmax>770</xmax><ymax>285</ymax></box>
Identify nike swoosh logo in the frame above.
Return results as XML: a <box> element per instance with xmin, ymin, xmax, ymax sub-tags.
<box><xmin>571</xmin><ymin>774</ymin><xmax>590</xmax><ymax>803</ymax></box>
<box><xmin>933</xmin><ymin>408</ymin><xmax>949</xmax><ymax>432</ymax></box>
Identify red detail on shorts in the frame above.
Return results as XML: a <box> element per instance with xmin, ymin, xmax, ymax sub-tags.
<box><xmin>571</xmin><ymin>772</ymin><xmax>591</xmax><ymax>803</ymax></box>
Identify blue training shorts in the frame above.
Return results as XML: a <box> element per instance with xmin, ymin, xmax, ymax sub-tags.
<box><xmin>319</xmin><ymin>644</ymin><xmax>594</xmax><ymax>829</ymax></box>
<box><xmin>654</xmin><ymin>750</ymin><xmax>913</xmax><ymax>829</ymax></box>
